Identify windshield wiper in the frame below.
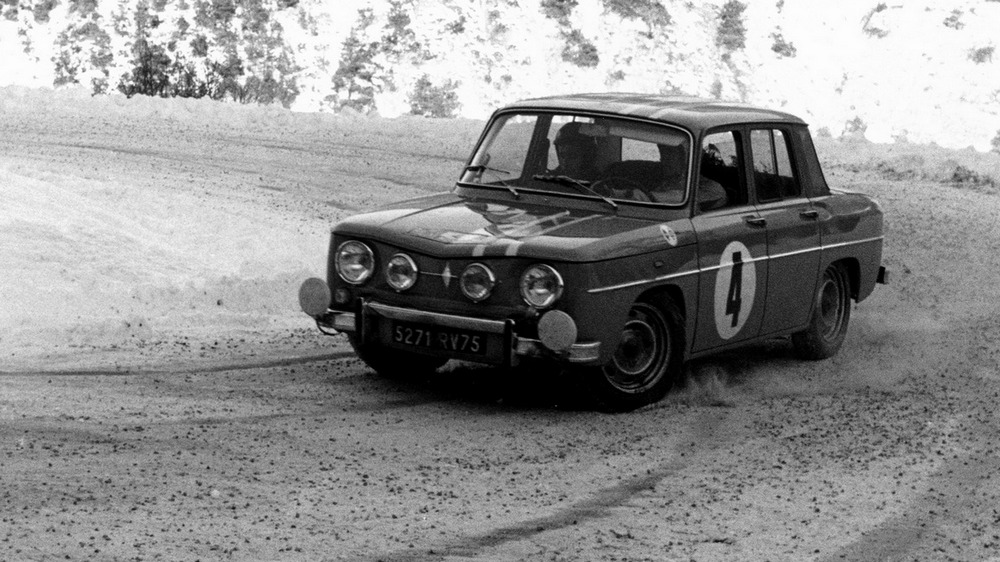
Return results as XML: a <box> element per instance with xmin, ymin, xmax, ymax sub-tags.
<box><xmin>464</xmin><ymin>165</ymin><xmax>519</xmax><ymax>197</ymax></box>
<box><xmin>532</xmin><ymin>174</ymin><xmax>617</xmax><ymax>210</ymax></box>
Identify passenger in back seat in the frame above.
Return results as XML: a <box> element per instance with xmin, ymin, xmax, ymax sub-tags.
<box><xmin>653</xmin><ymin>144</ymin><xmax>727</xmax><ymax>209</ymax></box>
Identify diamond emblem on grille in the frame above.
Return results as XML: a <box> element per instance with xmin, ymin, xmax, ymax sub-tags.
<box><xmin>441</xmin><ymin>263</ymin><xmax>452</xmax><ymax>288</ymax></box>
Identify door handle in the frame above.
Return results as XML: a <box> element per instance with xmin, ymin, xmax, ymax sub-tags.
<box><xmin>743</xmin><ymin>215</ymin><xmax>767</xmax><ymax>227</ymax></box>
<box><xmin>800</xmin><ymin>209</ymin><xmax>820</xmax><ymax>219</ymax></box>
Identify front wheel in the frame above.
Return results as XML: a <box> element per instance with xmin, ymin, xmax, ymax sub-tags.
<box><xmin>582</xmin><ymin>298</ymin><xmax>685</xmax><ymax>412</ymax></box>
<box><xmin>347</xmin><ymin>333</ymin><xmax>448</xmax><ymax>378</ymax></box>
<box><xmin>792</xmin><ymin>263</ymin><xmax>852</xmax><ymax>360</ymax></box>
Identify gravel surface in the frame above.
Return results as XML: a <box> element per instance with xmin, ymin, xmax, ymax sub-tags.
<box><xmin>2</xmin><ymin>101</ymin><xmax>999</xmax><ymax>561</ymax></box>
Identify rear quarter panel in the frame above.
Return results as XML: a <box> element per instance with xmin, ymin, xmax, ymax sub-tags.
<box><xmin>812</xmin><ymin>190</ymin><xmax>884</xmax><ymax>302</ymax></box>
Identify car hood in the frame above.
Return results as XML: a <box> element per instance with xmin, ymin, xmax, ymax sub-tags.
<box><xmin>333</xmin><ymin>193</ymin><xmax>692</xmax><ymax>262</ymax></box>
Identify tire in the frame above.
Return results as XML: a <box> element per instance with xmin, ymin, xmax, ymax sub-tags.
<box><xmin>583</xmin><ymin>298</ymin><xmax>685</xmax><ymax>412</ymax></box>
<box><xmin>792</xmin><ymin>263</ymin><xmax>852</xmax><ymax>360</ymax></box>
<box><xmin>347</xmin><ymin>333</ymin><xmax>448</xmax><ymax>378</ymax></box>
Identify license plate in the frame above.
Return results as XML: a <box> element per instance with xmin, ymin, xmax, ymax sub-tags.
<box><xmin>389</xmin><ymin>321</ymin><xmax>488</xmax><ymax>355</ymax></box>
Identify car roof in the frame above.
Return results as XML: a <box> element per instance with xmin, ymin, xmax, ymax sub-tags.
<box><xmin>501</xmin><ymin>93</ymin><xmax>807</xmax><ymax>133</ymax></box>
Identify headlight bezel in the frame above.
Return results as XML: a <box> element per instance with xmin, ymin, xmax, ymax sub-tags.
<box><xmin>520</xmin><ymin>264</ymin><xmax>564</xmax><ymax>308</ymax></box>
<box><xmin>460</xmin><ymin>263</ymin><xmax>497</xmax><ymax>302</ymax></box>
<box><xmin>386</xmin><ymin>253</ymin><xmax>419</xmax><ymax>292</ymax></box>
<box><xmin>335</xmin><ymin>240</ymin><xmax>375</xmax><ymax>285</ymax></box>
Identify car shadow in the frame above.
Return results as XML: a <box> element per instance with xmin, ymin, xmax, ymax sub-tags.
<box><xmin>366</xmin><ymin>361</ymin><xmax>595</xmax><ymax>413</ymax></box>
<box><xmin>363</xmin><ymin>337</ymin><xmax>803</xmax><ymax>413</ymax></box>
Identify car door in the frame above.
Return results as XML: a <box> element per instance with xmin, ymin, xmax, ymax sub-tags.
<box><xmin>748</xmin><ymin>128</ymin><xmax>821</xmax><ymax>335</ymax></box>
<box><xmin>691</xmin><ymin>130</ymin><xmax>769</xmax><ymax>353</ymax></box>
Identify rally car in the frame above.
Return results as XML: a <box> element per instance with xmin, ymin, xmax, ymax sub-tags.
<box><xmin>298</xmin><ymin>93</ymin><xmax>888</xmax><ymax>411</ymax></box>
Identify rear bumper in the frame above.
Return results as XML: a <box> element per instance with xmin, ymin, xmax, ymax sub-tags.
<box><xmin>314</xmin><ymin>301</ymin><xmax>601</xmax><ymax>365</ymax></box>
<box><xmin>877</xmin><ymin>265</ymin><xmax>889</xmax><ymax>285</ymax></box>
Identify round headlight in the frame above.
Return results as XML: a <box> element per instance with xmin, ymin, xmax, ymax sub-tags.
<box><xmin>335</xmin><ymin>240</ymin><xmax>374</xmax><ymax>284</ymax></box>
<box><xmin>520</xmin><ymin>264</ymin><xmax>564</xmax><ymax>308</ymax></box>
<box><xmin>460</xmin><ymin>263</ymin><xmax>496</xmax><ymax>302</ymax></box>
<box><xmin>386</xmin><ymin>253</ymin><xmax>418</xmax><ymax>291</ymax></box>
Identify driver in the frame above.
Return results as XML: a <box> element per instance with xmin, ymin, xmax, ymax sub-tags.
<box><xmin>551</xmin><ymin>122</ymin><xmax>598</xmax><ymax>180</ymax></box>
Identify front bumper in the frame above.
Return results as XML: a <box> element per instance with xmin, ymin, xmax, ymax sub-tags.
<box><xmin>314</xmin><ymin>300</ymin><xmax>601</xmax><ymax>365</ymax></box>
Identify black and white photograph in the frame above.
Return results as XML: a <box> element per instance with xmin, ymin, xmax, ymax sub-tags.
<box><xmin>2</xmin><ymin>1</ymin><xmax>999</xmax><ymax>560</ymax></box>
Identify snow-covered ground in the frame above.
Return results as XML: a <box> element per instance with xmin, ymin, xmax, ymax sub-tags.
<box><xmin>0</xmin><ymin>85</ymin><xmax>480</xmax><ymax>369</ymax></box>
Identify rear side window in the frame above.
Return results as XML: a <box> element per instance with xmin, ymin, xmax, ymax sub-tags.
<box><xmin>793</xmin><ymin>127</ymin><xmax>830</xmax><ymax>197</ymax></box>
<box><xmin>699</xmin><ymin>131</ymin><xmax>746</xmax><ymax>211</ymax></box>
<box><xmin>750</xmin><ymin>129</ymin><xmax>800</xmax><ymax>201</ymax></box>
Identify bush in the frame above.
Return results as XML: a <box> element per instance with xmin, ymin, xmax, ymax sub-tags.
<box><xmin>969</xmin><ymin>46</ymin><xmax>994</xmax><ymax>64</ymax></box>
<box><xmin>409</xmin><ymin>75</ymin><xmax>460</xmax><ymax>118</ymax></box>
<box><xmin>943</xmin><ymin>9</ymin><xmax>964</xmax><ymax>30</ymax></box>
<box><xmin>770</xmin><ymin>32</ymin><xmax>796</xmax><ymax>57</ymax></box>
<box><xmin>715</xmin><ymin>0</ymin><xmax>747</xmax><ymax>51</ymax></box>
<box><xmin>540</xmin><ymin>0</ymin><xmax>577</xmax><ymax>22</ymax></box>
<box><xmin>843</xmin><ymin>116</ymin><xmax>867</xmax><ymax>136</ymax></box>
<box><xmin>862</xmin><ymin>2</ymin><xmax>889</xmax><ymax>38</ymax></box>
<box><xmin>716</xmin><ymin>1</ymin><xmax>747</xmax><ymax>51</ymax></box>
<box><xmin>603</xmin><ymin>0</ymin><xmax>671</xmax><ymax>29</ymax></box>
<box><xmin>992</xmin><ymin>131</ymin><xmax>1000</xmax><ymax>154</ymax></box>
<box><xmin>561</xmin><ymin>29</ymin><xmax>599</xmax><ymax>68</ymax></box>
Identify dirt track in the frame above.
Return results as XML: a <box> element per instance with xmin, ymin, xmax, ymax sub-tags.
<box><xmin>3</xmin><ymin>109</ymin><xmax>1000</xmax><ymax>561</ymax></box>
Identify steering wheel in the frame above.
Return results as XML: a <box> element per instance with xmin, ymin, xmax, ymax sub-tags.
<box><xmin>591</xmin><ymin>176</ymin><xmax>654</xmax><ymax>201</ymax></box>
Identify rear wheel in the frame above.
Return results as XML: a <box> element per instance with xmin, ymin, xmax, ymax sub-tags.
<box><xmin>792</xmin><ymin>263</ymin><xmax>851</xmax><ymax>359</ymax></box>
<box><xmin>583</xmin><ymin>298</ymin><xmax>684</xmax><ymax>412</ymax></box>
<box><xmin>347</xmin><ymin>333</ymin><xmax>448</xmax><ymax>378</ymax></box>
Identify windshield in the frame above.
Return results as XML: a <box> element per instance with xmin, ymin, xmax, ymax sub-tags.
<box><xmin>461</xmin><ymin>112</ymin><xmax>691</xmax><ymax>205</ymax></box>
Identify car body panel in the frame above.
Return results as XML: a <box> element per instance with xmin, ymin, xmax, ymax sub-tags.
<box><xmin>334</xmin><ymin>192</ymin><xmax>692</xmax><ymax>263</ymax></box>
<box><xmin>690</xmin><ymin>205</ymin><xmax>769</xmax><ymax>352</ymax></box>
<box><xmin>756</xmin><ymin>196</ymin><xmax>822</xmax><ymax>336</ymax></box>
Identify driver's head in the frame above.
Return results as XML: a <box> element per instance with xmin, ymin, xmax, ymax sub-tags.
<box><xmin>659</xmin><ymin>143</ymin><xmax>689</xmax><ymax>190</ymax></box>
<box><xmin>554</xmin><ymin>122</ymin><xmax>596</xmax><ymax>176</ymax></box>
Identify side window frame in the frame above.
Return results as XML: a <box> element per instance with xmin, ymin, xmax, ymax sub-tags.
<box><xmin>748</xmin><ymin>126</ymin><xmax>804</xmax><ymax>204</ymax></box>
<box><xmin>696</xmin><ymin>127</ymin><xmax>752</xmax><ymax>215</ymax></box>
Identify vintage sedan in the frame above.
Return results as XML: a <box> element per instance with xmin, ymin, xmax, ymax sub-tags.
<box><xmin>298</xmin><ymin>93</ymin><xmax>888</xmax><ymax>411</ymax></box>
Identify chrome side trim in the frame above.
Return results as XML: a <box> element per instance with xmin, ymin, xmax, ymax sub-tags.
<box><xmin>586</xmin><ymin>235</ymin><xmax>885</xmax><ymax>295</ymax></box>
<box><xmin>365</xmin><ymin>301</ymin><xmax>508</xmax><ymax>334</ymax></box>
<box><xmin>821</xmin><ymin>235</ymin><xmax>884</xmax><ymax>251</ymax></box>
<box><xmin>768</xmin><ymin>245</ymin><xmax>822</xmax><ymax>261</ymax></box>
<box><xmin>587</xmin><ymin>268</ymin><xmax>698</xmax><ymax>294</ymax></box>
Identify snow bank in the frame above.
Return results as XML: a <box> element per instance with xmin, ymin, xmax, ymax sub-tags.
<box><xmin>0</xmin><ymin>88</ymin><xmax>336</xmax><ymax>364</ymax></box>
<box><xmin>0</xmin><ymin>85</ymin><xmax>486</xmax><ymax>368</ymax></box>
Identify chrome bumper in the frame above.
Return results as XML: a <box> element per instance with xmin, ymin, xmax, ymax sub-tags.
<box><xmin>315</xmin><ymin>302</ymin><xmax>601</xmax><ymax>364</ymax></box>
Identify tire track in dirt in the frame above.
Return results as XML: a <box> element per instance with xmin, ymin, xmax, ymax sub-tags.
<box><xmin>820</xmin><ymin>450</ymin><xmax>1000</xmax><ymax>562</ymax></box>
<box><xmin>0</xmin><ymin>351</ymin><xmax>353</xmax><ymax>377</ymax></box>
<box><xmin>368</xmin><ymin>407</ymin><xmax>735</xmax><ymax>562</ymax></box>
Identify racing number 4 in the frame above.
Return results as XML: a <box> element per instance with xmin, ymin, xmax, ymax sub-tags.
<box><xmin>725</xmin><ymin>251</ymin><xmax>743</xmax><ymax>328</ymax></box>
<box><xmin>713</xmin><ymin>240</ymin><xmax>755</xmax><ymax>341</ymax></box>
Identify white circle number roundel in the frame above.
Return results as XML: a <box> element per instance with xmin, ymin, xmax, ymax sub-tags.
<box><xmin>713</xmin><ymin>241</ymin><xmax>756</xmax><ymax>340</ymax></box>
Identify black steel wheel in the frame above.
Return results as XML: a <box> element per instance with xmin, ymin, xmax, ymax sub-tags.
<box><xmin>585</xmin><ymin>298</ymin><xmax>684</xmax><ymax>412</ymax></box>
<box><xmin>792</xmin><ymin>263</ymin><xmax>852</xmax><ymax>360</ymax></box>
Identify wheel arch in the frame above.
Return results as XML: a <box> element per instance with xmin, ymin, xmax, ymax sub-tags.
<box><xmin>637</xmin><ymin>284</ymin><xmax>686</xmax><ymax>318</ymax></box>
<box><xmin>829</xmin><ymin>257</ymin><xmax>860</xmax><ymax>301</ymax></box>
<box><xmin>635</xmin><ymin>284</ymin><xmax>690</xmax><ymax>357</ymax></box>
